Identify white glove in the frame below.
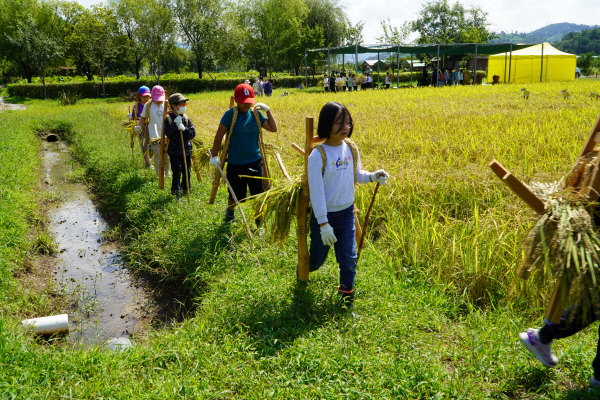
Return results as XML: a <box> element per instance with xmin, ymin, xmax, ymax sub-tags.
<box><xmin>176</xmin><ymin>123</ymin><xmax>185</xmax><ymax>131</ymax></box>
<box><xmin>209</xmin><ymin>156</ymin><xmax>221</xmax><ymax>168</ymax></box>
<box><xmin>320</xmin><ymin>224</ymin><xmax>337</xmax><ymax>246</ymax></box>
<box><xmin>126</xmin><ymin>113</ymin><xmax>132</xmax><ymax>119</ymax></box>
<box><xmin>173</xmin><ymin>115</ymin><xmax>183</xmax><ymax>124</ymax></box>
<box><xmin>134</xmin><ymin>125</ymin><xmax>142</xmax><ymax>133</ymax></box>
<box><xmin>370</xmin><ymin>169</ymin><xmax>389</xmax><ymax>184</ymax></box>
<box><xmin>254</xmin><ymin>103</ymin><xmax>270</xmax><ymax>112</ymax></box>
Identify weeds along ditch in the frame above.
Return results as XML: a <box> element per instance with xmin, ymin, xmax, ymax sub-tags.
<box><xmin>2</xmin><ymin>83</ymin><xmax>600</xmax><ymax>398</ymax></box>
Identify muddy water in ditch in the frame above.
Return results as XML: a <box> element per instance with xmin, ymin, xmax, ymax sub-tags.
<box><xmin>43</xmin><ymin>139</ymin><xmax>151</xmax><ymax>346</ymax></box>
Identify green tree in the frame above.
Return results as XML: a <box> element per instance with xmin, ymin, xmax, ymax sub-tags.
<box><xmin>411</xmin><ymin>0</ymin><xmax>494</xmax><ymax>44</ymax></box>
<box><xmin>304</xmin><ymin>0</ymin><xmax>347</xmax><ymax>47</ymax></box>
<box><xmin>241</xmin><ymin>0</ymin><xmax>308</xmax><ymax>75</ymax></box>
<box><xmin>377</xmin><ymin>17</ymin><xmax>411</xmax><ymax>44</ymax></box>
<box><xmin>109</xmin><ymin>0</ymin><xmax>148</xmax><ymax>79</ymax></box>
<box><xmin>140</xmin><ymin>0</ymin><xmax>175</xmax><ymax>82</ymax></box>
<box><xmin>171</xmin><ymin>0</ymin><xmax>224</xmax><ymax>78</ymax></box>
<box><xmin>0</xmin><ymin>0</ymin><xmax>66</xmax><ymax>85</ymax></box>
<box><xmin>344</xmin><ymin>20</ymin><xmax>364</xmax><ymax>45</ymax></box>
<box><xmin>577</xmin><ymin>52</ymin><xmax>596</xmax><ymax>75</ymax></box>
<box><xmin>68</xmin><ymin>5</ymin><xmax>122</xmax><ymax>94</ymax></box>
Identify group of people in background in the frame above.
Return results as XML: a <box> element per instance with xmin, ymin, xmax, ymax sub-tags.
<box><xmin>247</xmin><ymin>76</ymin><xmax>273</xmax><ymax>97</ymax></box>
<box><xmin>324</xmin><ymin>70</ymin><xmax>380</xmax><ymax>93</ymax></box>
<box><xmin>427</xmin><ymin>68</ymin><xmax>466</xmax><ymax>86</ymax></box>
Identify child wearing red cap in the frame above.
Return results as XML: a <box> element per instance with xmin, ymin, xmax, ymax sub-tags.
<box><xmin>135</xmin><ymin>85</ymin><xmax>170</xmax><ymax>176</ymax></box>
<box><xmin>209</xmin><ymin>83</ymin><xmax>278</xmax><ymax>225</ymax></box>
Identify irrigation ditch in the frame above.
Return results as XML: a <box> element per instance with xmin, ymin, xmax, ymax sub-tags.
<box><xmin>32</xmin><ymin>130</ymin><xmax>161</xmax><ymax>349</ymax></box>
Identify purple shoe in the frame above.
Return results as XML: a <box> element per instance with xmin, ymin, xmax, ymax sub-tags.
<box><xmin>519</xmin><ymin>328</ymin><xmax>558</xmax><ymax>367</ymax></box>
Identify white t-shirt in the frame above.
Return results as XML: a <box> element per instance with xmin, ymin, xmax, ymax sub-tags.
<box><xmin>141</xmin><ymin>101</ymin><xmax>166</xmax><ymax>139</ymax></box>
<box><xmin>307</xmin><ymin>142</ymin><xmax>371</xmax><ymax>224</ymax></box>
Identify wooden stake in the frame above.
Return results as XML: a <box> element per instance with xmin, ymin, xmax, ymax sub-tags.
<box><xmin>489</xmin><ymin>160</ymin><xmax>546</xmax><ymax>214</ymax></box>
<box><xmin>545</xmin><ymin>276</ymin><xmax>570</xmax><ymax>323</ymax></box>
<box><xmin>275</xmin><ymin>153</ymin><xmax>291</xmax><ymax>180</ymax></box>
<box><xmin>158</xmin><ymin>91</ymin><xmax>168</xmax><ymax>189</ymax></box>
<box><xmin>207</xmin><ymin>152</ymin><xmax>253</xmax><ymax>238</ymax></box>
<box><xmin>180</xmin><ymin>127</ymin><xmax>190</xmax><ymax>199</ymax></box>
<box><xmin>357</xmin><ymin>183</ymin><xmax>380</xmax><ymax>262</ymax></box>
<box><xmin>297</xmin><ymin>117</ymin><xmax>313</xmax><ymax>282</ymax></box>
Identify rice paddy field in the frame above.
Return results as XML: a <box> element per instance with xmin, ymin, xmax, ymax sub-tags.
<box><xmin>2</xmin><ymin>80</ymin><xmax>600</xmax><ymax>398</ymax></box>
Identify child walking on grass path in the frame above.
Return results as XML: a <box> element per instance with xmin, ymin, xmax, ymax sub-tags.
<box><xmin>308</xmin><ymin>102</ymin><xmax>389</xmax><ymax>307</ymax></box>
<box><xmin>209</xmin><ymin>83</ymin><xmax>278</xmax><ymax>227</ymax></box>
<box><xmin>135</xmin><ymin>85</ymin><xmax>170</xmax><ymax>175</ymax></box>
<box><xmin>164</xmin><ymin>93</ymin><xmax>195</xmax><ymax>197</ymax></box>
<box><xmin>127</xmin><ymin>86</ymin><xmax>150</xmax><ymax>121</ymax></box>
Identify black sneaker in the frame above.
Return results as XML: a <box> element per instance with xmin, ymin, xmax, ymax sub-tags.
<box><xmin>225</xmin><ymin>209</ymin><xmax>235</xmax><ymax>223</ymax></box>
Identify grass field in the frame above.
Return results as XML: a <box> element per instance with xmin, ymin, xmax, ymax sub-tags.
<box><xmin>2</xmin><ymin>81</ymin><xmax>600</xmax><ymax>398</ymax></box>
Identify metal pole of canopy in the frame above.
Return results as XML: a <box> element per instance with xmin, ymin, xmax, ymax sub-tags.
<box><xmin>355</xmin><ymin>44</ymin><xmax>359</xmax><ymax>73</ymax></box>
<box><xmin>327</xmin><ymin>49</ymin><xmax>331</xmax><ymax>77</ymax></box>
<box><xmin>304</xmin><ymin>49</ymin><xmax>308</xmax><ymax>88</ymax></box>
<box><xmin>342</xmin><ymin>54</ymin><xmax>345</xmax><ymax>72</ymax></box>
<box><xmin>503</xmin><ymin>47</ymin><xmax>508</xmax><ymax>83</ymax></box>
<box><xmin>436</xmin><ymin>44</ymin><xmax>440</xmax><ymax>86</ymax></box>
<box><xmin>410</xmin><ymin>54</ymin><xmax>414</xmax><ymax>87</ymax></box>
<box><xmin>508</xmin><ymin>44</ymin><xmax>513</xmax><ymax>83</ymax></box>
<box><xmin>377</xmin><ymin>51</ymin><xmax>380</xmax><ymax>87</ymax></box>
<box><xmin>473</xmin><ymin>43</ymin><xmax>478</xmax><ymax>85</ymax></box>
<box><xmin>397</xmin><ymin>45</ymin><xmax>401</xmax><ymax>87</ymax></box>
<box><xmin>540</xmin><ymin>43</ymin><xmax>544</xmax><ymax>82</ymax></box>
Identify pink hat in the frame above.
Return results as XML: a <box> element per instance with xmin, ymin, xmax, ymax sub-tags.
<box><xmin>234</xmin><ymin>83</ymin><xmax>255</xmax><ymax>104</ymax></box>
<box><xmin>151</xmin><ymin>85</ymin><xmax>165</xmax><ymax>102</ymax></box>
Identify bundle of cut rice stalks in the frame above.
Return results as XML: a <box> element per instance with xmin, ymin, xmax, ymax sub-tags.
<box><xmin>245</xmin><ymin>176</ymin><xmax>302</xmax><ymax>242</ymax></box>
<box><xmin>521</xmin><ymin>149</ymin><xmax>600</xmax><ymax>321</ymax></box>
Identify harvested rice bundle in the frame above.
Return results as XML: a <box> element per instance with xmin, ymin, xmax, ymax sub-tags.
<box><xmin>246</xmin><ymin>177</ymin><xmax>302</xmax><ymax>242</ymax></box>
<box><xmin>521</xmin><ymin>150</ymin><xmax>600</xmax><ymax>320</ymax></box>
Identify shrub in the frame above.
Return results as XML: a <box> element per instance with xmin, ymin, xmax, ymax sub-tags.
<box><xmin>7</xmin><ymin>76</ymin><xmax>322</xmax><ymax>99</ymax></box>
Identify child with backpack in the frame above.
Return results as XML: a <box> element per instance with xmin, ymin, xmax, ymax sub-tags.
<box><xmin>308</xmin><ymin>102</ymin><xmax>389</xmax><ymax>307</ymax></box>
<box><xmin>164</xmin><ymin>93</ymin><xmax>196</xmax><ymax>197</ymax></box>
<box><xmin>135</xmin><ymin>85</ymin><xmax>170</xmax><ymax>175</ymax></box>
<box><xmin>209</xmin><ymin>83</ymin><xmax>278</xmax><ymax>225</ymax></box>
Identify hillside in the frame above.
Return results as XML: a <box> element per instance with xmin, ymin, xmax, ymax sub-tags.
<box><xmin>491</xmin><ymin>22</ymin><xmax>599</xmax><ymax>44</ymax></box>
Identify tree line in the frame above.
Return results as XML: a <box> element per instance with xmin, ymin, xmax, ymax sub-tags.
<box><xmin>0</xmin><ymin>0</ymin><xmax>355</xmax><ymax>85</ymax></box>
<box><xmin>0</xmin><ymin>0</ymin><xmax>495</xmax><ymax>89</ymax></box>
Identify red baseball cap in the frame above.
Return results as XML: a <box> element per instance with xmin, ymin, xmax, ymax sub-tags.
<box><xmin>234</xmin><ymin>83</ymin><xmax>255</xmax><ymax>104</ymax></box>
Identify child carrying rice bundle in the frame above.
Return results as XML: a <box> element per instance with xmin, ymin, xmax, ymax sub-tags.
<box><xmin>519</xmin><ymin>148</ymin><xmax>600</xmax><ymax>390</ymax></box>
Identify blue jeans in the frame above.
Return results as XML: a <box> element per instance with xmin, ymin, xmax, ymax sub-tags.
<box><xmin>309</xmin><ymin>205</ymin><xmax>357</xmax><ymax>292</ymax></box>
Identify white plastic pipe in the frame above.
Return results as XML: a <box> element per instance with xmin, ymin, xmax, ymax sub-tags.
<box><xmin>22</xmin><ymin>314</ymin><xmax>69</xmax><ymax>335</ymax></box>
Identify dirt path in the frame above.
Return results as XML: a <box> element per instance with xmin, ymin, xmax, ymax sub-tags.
<box><xmin>0</xmin><ymin>97</ymin><xmax>27</xmax><ymax>111</ymax></box>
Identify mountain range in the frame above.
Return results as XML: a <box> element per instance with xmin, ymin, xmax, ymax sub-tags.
<box><xmin>491</xmin><ymin>22</ymin><xmax>599</xmax><ymax>44</ymax></box>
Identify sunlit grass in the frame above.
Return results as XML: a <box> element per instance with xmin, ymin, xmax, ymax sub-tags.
<box><xmin>3</xmin><ymin>81</ymin><xmax>600</xmax><ymax>398</ymax></box>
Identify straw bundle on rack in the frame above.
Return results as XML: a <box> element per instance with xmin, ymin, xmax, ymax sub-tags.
<box><xmin>520</xmin><ymin>149</ymin><xmax>600</xmax><ymax>321</ymax></box>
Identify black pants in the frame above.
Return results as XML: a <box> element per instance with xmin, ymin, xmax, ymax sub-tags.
<box><xmin>170</xmin><ymin>154</ymin><xmax>191</xmax><ymax>195</ymax></box>
<box><xmin>226</xmin><ymin>158</ymin><xmax>265</xmax><ymax>202</ymax></box>
<box><xmin>539</xmin><ymin>304</ymin><xmax>600</xmax><ymax>376</ymax></box>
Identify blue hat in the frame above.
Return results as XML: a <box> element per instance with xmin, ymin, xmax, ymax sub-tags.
<box><xmin>138</xmin><ymin>86</ymin><xmax>151</xmax><ymax>96</ymax></box>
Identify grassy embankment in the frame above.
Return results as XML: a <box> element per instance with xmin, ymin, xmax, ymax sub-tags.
<box><xmin>2</xmin><ymin>82</ymin><xmax>600</xmax><ymax>398</ymax></box>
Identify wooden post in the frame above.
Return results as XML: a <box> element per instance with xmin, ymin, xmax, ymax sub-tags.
<box><xmin>179</xmin><ymin>128</ymin><xmax>190</xmax><ymax>198</ymax></box>
<box><xmin>158</xmin><ymin>91</ymin><xmax>169</xmax><ymax>189</ymax></box>
<box><xmin>297</xmin><ymin>117</ymin><xmax>314</xmax><ymax>282</ymax></box>
<box><xmin>545</xmin><ymin>276</ymin><xmax>570</xmax><ymax>323</ymax></box>
<box><xmin>209</xmin><ymin>99</ymin><xmax>235</xmax><ymax>204</ymax></box>
<box><xmin>489</xmin><ymin>160</ymin><xmax>546</xmax><ymax>214</ymax></box>
<box><xmin>357</xmin><ymin>183</ymin><xmax>380</xmax><ymax>262</ymax></box>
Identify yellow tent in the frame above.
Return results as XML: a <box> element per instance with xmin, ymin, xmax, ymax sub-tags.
<box><xmin>488</xmin><ymin>42</ymin><xmax>576</xmax><ymax>83</ymax></box>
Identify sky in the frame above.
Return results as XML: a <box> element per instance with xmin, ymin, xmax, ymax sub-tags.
<box><xmin>72</xmin><ymin>0</ymin><xmax>600</xmax><ymax>44</ymax></box>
